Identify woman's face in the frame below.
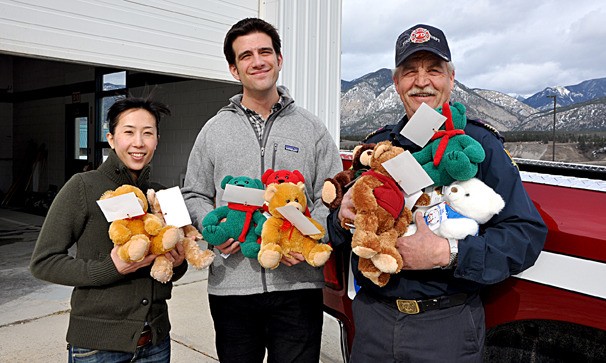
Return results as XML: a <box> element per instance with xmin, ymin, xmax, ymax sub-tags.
<box><xmin>106</xmin><ymin>108</ymin><xmax>158</xmax><ymax>174</ymax></box>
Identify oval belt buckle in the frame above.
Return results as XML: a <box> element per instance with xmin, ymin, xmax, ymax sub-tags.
<box><xmin>396</xmin><ymin>299</ymin><xmax>420</xmax><ymax>314</ymax></box>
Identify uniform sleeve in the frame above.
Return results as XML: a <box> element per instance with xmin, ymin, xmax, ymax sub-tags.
<box><xmin>182</xmin><ymin>126</ymin><xmax>217</xmax><ymax>231</ymax></box>
<box><xmin>454</xmin><ymin>133</ymin><xmax>548</xmax><ymax>284</ymax></box>
<box><xmin>29</xmin><ymin>176</ymin><xmax>123</xmax><ymax>287</ymax></box>
<box><xmin>310</xmin><ymin>128</ymin><xmax>344</xmax><ymax>237</ymax></box>
<box><xmin>327</xmin><ymin>208</ymin><xmax>352</xmax><ymax>249</ymax></box>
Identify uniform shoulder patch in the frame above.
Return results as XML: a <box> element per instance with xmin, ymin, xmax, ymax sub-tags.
<box><xmin>363</xmin><ymin>125</ymin><xmax>393</xmax><ymax>143</ymax></box>
<box><xmin>468</xmin><ymin>119</ymin><xmax>504</xmax><ymax>142</ymax></box>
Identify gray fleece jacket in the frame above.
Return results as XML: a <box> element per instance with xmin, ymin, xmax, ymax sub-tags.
<box><xmin>182</xmin><ymin>86</ymin><xmax>343</xmax><ymax>296</ymax></box>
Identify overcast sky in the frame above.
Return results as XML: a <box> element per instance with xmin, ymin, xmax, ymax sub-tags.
<box><xmin>341</xmin><ymin>0</ymin><xmax>606</xmax><ymax>97</ymax></box>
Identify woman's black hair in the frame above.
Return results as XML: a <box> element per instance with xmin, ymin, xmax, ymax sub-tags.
<box><xmin>107</xmin><ymin>96</ymin><xmax>171</xmax><ymax>135</ymax></box>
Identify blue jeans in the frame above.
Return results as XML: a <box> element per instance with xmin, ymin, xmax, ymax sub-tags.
<box><xmin>68</xmin><ymin>335</ymin><xmax>170</xmax><ymax>363</ymax></box>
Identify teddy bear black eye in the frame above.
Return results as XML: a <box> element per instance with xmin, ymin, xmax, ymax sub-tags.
<box><xmin>295</xmin><ymin>198</ymin><xmax>299</xmax><ymax>203</ymax></box>
<box><xmin>286</xmin><ymin>199</ymin><xmax>290</xmax><ymax>203</ymax></box>
<box><xmin>465</xmin><ymin>193</ymin><xmax>470</xmax><ymax>197</ymax></box>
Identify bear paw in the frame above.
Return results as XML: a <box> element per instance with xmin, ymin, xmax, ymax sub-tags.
<box><xmin>371</xmin><ymin>253</ymin><xmax>401</xmax><ymax>274</ymax></box>
<box><xmin>321</xmin><ymin>180</ymin><xmax>339</xmax><ymax>208</ymax></box>
<box><xmin>258</xmin><ymin>243</ymin><xmax>282</xmax><ymax>269</ymax></box>
<box><xmin>202</xmin><ymin>225</ymin><xmax>229</xmax><ymax>246</ymax></box>
<box><xmin>240</xmin><ymin>242</ymin><xmax>261</xmax><ymax>259</ymax></box>
<box><xmin>183</xmin><ymin>238</ymin><xmax>215</xmax><ymax>269</ymax></box>
<box><xmin>125</xmin><ymin>234</ymin><xmax>151</xmax><ymax>262</ymax></box>
<box><xmin>161</xmin><ymin>227</ymin><xmax>181</xmax><ymax>251</ymax></box>
<box><xmin>150</xmin><ymin>255</ymin><xmax>173</xmax><ymax>283</ymax></box>
<box><xmin>307</xmin><ymin>244</ymin><xmax>333</xmax><ymax>267</ymax></box>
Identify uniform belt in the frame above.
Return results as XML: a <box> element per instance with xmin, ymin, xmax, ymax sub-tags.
<box><xmin>137</xmin><ymin>327</ymin><xmax>152</xmax><ymax>348</ymax></box>
<box><xmin>367</xmin><ymin>290</ymin><xmax>469</xmax><ymax>314</ymax></box>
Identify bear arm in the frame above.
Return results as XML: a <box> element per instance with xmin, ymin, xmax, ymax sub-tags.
<box><xmin>307</xmin><ymin>217</ymin><xmax>326</xmax><ymax>240</ymax></box>
<box><xmin>202</xmin><ymin>206</ymin><xmax>229</xmax><ymax>227</ymax></box>
<box><xmin>458</xmin><ymin>136</ymin><xmax>486</xmax><ymax>162</ymax></box>
<box><xmin>412</xmin><ymin>146</ymin><xmax>433</xmax><ymax>164</ymax></box>
<box><xmin>252</xmin><ymin>212</ymin><xmax>267</xmax><ymax>235</ymax></box>
<box><xmin>261</xmin><ymin>217</ymin><xmax>283</xmax><ymax>244</ymax></box>
<box><xmin>351</xmin><ymin>176</ymin><xmax>382</xmax><ymax>212</ymax></box>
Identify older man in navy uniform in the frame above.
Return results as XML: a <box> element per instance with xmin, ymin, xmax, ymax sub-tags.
<box><xmin>328</xmin><ymin>24</ymin><xmax>547</xmax><ymax>362</ymax></box>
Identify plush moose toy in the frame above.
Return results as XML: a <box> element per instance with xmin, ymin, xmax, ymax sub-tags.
<box><xmin>202</xmin><ymin>175</ymin><xmax>267</xmax><ymax>258</ymax></box>
<box><xmin>146</xmin><ymin>189</ymin><xmax>215</xmax><ymax>283</ymax></box>
<box><xmin>322</xmin><ymin>143</ymin><xmax>375</xmax><ymax>211</ymax></box>
<box><xmin>258</xmin><ymin>182</ymin><xmax>332</xmax><ymax>269</ymax></box>
<box><xmin>412</xmin><ymin>102</ymin><xmax>486</xmax><ymax>186</ymax></box>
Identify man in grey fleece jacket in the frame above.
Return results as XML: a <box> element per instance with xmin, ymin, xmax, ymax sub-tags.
<box><xmin>182</xmin><ymin>18</ymin><xmax>342</xmax><ymax>363</ymax></box>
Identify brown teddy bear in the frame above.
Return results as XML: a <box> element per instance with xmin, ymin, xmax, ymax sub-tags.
<box><xmin>321</xmin><ymin>143</ymin><xmax>375</xmax><ymax>212</ymax></box>
<box><xmin>99</xmin><ymin>185</ymin><xmax>180</xmax><ymax>264</ymax></box>
<box><xmin>350</xmin><ymin>141</ymin><xmax>414</xmax><ymax>287</ymax></box>
<box><xmin>147</xmin><ymin>189</ymin><xmax>215</xmax><ymax>283</ymax></box>
<box><xmin>257</xmin><ymin>182</ymin><xmax>332</xmax><ymax>269</ymax></box>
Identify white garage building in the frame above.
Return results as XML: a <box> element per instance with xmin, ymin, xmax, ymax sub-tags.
<box><xmin>0</xmin><ymin>0</ymin><xmax>342</xmax><ymax>209</ymax></box>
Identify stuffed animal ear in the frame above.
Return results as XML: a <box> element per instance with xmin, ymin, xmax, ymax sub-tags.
<box><xmin>292</xmin><ymin>170</ymin><xmax>305</xmax><ymax>183</ymax></box>
<box><xmin>352</xmin><ymin>144</ymin><xmax>363</xmax><ymax>157</ymax></box>
<box><xmin>221</xmin><ymin>175</ymin><xmax>234</xmax><ymax>189</ymax></box>
<box><xmin>373</xmin><ymin>142</ymin><xmax>389</xmax><ymax>160</ymax></box>
<box><xmin>253</xmin><ymin>178</ymin><xmax>264</xmax><ymax>190</ymax></box>
<box><xmin>451</xmin><ymin>102</ymin><xmax>466</xmax><ymax>115</ymax></box>
<box><xmin>264</xmin><ymin>184</ymin><xmax>278</xmax><ymax>202</ymax></box>
<box><xmin>262</xmin><ymin>169</ymin><xmax>275</xmax><ymax>185</ymax></box>
<box><xmin>99</xmin><ymin>190</ymin><xmax>115</xmax><ymax>200</ymax></box>
<box><xmin>296</xmin><ymin>183</ymin><xmax>306</xmax><ymax>193</ymax></box>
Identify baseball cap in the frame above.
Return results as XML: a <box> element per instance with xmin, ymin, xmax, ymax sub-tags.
<box><xmin>395</xmin><ymin>24</ymin><xmax>451</xmax><ymax>67</ymax></box>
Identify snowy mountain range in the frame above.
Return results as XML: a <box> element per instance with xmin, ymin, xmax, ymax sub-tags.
<box><xmin>340</xmin><ymin>69</ymin><xmax>606</xmax><ymax>137</ymax></box>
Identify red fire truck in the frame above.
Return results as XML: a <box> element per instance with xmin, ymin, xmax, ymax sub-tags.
<box><xmin>322</xmin><ymin>156</ymin><xmax>606</xmax><ymax>362</ymax></box>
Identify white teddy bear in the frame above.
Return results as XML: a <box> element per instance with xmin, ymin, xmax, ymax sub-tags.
<box><xmin>436</xmin><ymin>178</ymin><xmax>505</xmax><ymax>239</ymax></box>
<box><xmin>405</xmin><ymin>178</ymin><xmax>505</xmax><ymax>239</ymax></box>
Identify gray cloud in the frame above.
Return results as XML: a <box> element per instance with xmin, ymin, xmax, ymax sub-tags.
<box><xmin>341</xmin><ymin>0</ymin><xmax>606</xmax><ymax>96</ymax></box>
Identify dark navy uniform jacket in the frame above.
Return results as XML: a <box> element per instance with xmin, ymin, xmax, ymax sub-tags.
<box><xmin>327</xmin><ymin>115</ymin><xmax>548</xmax><ymax>299</ymax></box>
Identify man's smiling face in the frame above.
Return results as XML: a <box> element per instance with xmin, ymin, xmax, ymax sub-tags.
<box><xmin>393</xmin><ymin>51</ymin><xmax>455</xmax><ymax>118</ymax></box>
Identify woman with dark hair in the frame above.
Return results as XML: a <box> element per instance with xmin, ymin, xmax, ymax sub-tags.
<box><xmin>30</xmin><ymin>96</ymin><xmax>184</xmax><ymax>362</ymax></box>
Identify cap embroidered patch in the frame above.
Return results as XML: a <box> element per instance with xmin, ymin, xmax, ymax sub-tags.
<box><xmin>410</xmin><ymin>28</ymin><xmax>431</xmax><ymax>44</ymax></box>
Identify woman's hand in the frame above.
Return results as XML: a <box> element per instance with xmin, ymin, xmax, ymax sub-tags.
<box><xmin>111</xmin><ymin>245</ymin><xmax>156</xmax><ymax>275</ymax></box>
<box><xmin>164</xmin><ymin>241</ymin><xmax>186</xmax><ymax>267</ymax></box>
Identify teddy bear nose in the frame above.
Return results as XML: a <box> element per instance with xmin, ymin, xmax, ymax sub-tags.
<box><xmin>288</xmin><ymin>201</ymin><xmax>303</xmax><ymax>211</ymax></box>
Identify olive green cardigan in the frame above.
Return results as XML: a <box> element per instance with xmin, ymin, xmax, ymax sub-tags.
<box><xmin>30</xmin><ymin>150</ymin><xmax>187</xmax><ymax>353</ymax></box>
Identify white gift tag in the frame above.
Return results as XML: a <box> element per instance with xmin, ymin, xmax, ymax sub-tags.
<box><xmin>156</xmin><ymin>186</ymin><xmax>192</xmax><ymax>228</ymax></box>
<box><xmin>400</xmin><ymin>102</ymin><xmax>446</xmax><ymax>147</ymax></box>
<box><xmin>222</xmin><ymin>184</ymin><xmax>265</xmax><ymax>207</ymax></box>
<box><xmin>275</xmin><ymin>205</ymin><xmax>321</xmax><ymax>235</ymax></box>
<box><xmin>381</xmin><ymin>150</ymin><xmax>434</xmax><ymax>195</ymax></box>
<box><xmin>96</xmin><ymin>192</ymin><xmax>144</xmax><ymax>222</ymax></box>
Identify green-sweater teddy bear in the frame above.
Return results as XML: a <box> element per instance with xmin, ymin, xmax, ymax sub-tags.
<box><xmin>412</xmin><ymin>102</ymin><xmax>486</xmax><ymax>186</ymax></box>
<box><xmin>202</xmin><ymin>175</ymin><xmax>267</xmax><ymax>258</ymax></box>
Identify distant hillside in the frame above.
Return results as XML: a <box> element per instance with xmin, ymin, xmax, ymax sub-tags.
<box><xmin>340</xmin><ymin>71</ymin><xmax>606</xmax><ymax>138</ymax></box>
<box><xmin>523</xmin><ymin>77</ymin><xmax>606</xmax><ymax>110</ymax></box>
